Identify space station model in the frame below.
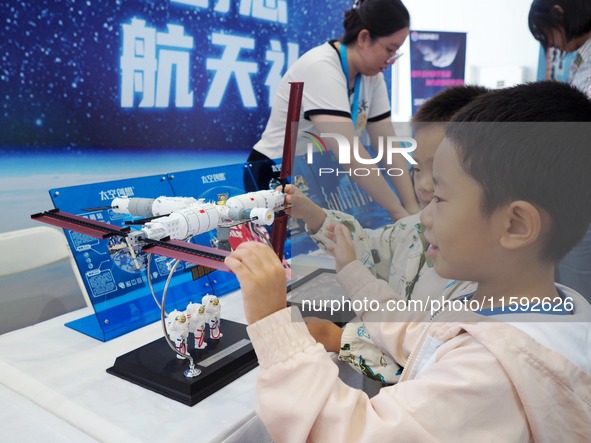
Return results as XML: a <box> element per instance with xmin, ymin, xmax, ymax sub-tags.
<box><xmin>111</xmin><ymin>189</ymin><xmax>285</xmax><ymax>247</ymax></box>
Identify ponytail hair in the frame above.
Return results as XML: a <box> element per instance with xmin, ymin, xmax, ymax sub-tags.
<box><xmin>341</xmin><ymin>0</ymin><xmax>410</xmax><ymax>44</ymax></box>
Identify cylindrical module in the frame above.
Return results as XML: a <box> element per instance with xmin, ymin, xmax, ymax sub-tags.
<box><xmin>225</xmin><ymin>190</ymin><xmax>285</xmax><ymax>212</ymax></box>
<box><xmin>151</xmin><ymin>197</ymin><xmax>200</xmax><ymax>216</ymax></box>
<box><xmin>111</xmin><ymin>196</ymin><xmax>200</xmax><ymax>217</ymax></box>
<box><xmin>247</xmin><ymin>207</ymin><xmax>275</xmax><ymax>225</ymax></box>
<box><xmin>140</xmin><ymin>202</ymin><xmax>221</xmax><ymax>241</ymax></box>
<box><xmin>111</xmin><ymin>197</ymin><xmax>155</xmax><ymax>217</ymax></box>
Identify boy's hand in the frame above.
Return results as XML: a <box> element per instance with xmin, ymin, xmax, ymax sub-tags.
<box><xmin>324</xmin><ymin>223</ymin><xmax>357</xmax><ymax>272</ymax></box>
<box><xmin>225</xmin><ymin>242</ymin><xmax>287</xmax><ymax>324</ymax></box>
<box><xmin>280</xmin><ymin>184</ymin><xmax>326</xmax><ymax>233</ymax></box>
<box><xmin>305</xmin><ymin>318</ymin><xmax>343</xmax><ymax>353</ymax></box>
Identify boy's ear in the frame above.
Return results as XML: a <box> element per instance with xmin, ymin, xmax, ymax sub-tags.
<box><xmin>499</xmin><ymin>201</ymin><xmax>542</xmax><ymax>251</ymax></box>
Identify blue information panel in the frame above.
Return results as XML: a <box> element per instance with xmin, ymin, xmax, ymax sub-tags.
<box><xmin>49</xmin><ymin>157</ymin><xmax>390</xmax><ymax>341</ymax></box>
<box><xmin>292</xmin><ymin>152</ymin><xmax>392</xmax><ymax>259</ymax></box>
<box><xmin>51</xmin><ymin>172</ymin><xmax>230</xmax><ymax>341</ymax></box>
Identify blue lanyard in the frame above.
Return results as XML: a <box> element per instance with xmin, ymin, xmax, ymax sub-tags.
<box><xmin>339</xmin><ymin>43</ymin><xmax>361</xmax><ymax>127</ymax></box>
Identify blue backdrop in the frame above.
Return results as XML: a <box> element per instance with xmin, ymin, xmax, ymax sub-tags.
<box><xmin>1</xmin><ymin>0</ymin><xmax>358</xmax><ymax>233</ymax></box>
<box><xmin>1</xmin><ymin>0</ymin><xmax>348</xmax><ymax>150</ymax></box>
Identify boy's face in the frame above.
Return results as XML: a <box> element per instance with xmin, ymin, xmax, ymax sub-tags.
<box><xmin>412</xmin><ymin>123</ymin><xmax>445</xmax><ymax>207</ymax></box>
<box><xmin>420</xmin><ymin>138</ymin><xmax>505</xmax><ymax>281</ymax></box>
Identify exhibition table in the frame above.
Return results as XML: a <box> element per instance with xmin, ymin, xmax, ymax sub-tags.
<box><xmin>0</xmin><ymin>284</ymin><xmax>367</xmax><ymax>442</ymax></box>
<box><xmin>0</xmin><ymin>290</ymin><xmax>270</xmax><ymax>443</ymax></box>
<box><xmin>0</xmin><ymin>383</ymin><xmax>98</xmax><ymax>442</ymax></box>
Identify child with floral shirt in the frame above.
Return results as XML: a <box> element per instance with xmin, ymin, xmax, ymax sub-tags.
<box><xmin>293</xmin><ymin>85</ymin><xmax>489</xmax><ymax>383</ymax></box>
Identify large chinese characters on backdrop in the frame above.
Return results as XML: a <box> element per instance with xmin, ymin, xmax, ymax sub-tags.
<box><xmin>1</xmin><ymin>1</ymin><xmax>344</xmax><ymax>150</ymax></box>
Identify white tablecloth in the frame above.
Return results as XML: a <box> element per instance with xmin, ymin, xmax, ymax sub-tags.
<box><xmin>0</xmin><ymin>267</ymin><xmax>371</xmax><ymax>442</ymax></box>
<box><xmin>0</xmin><ymin>290</ymin><xmax>271</xmax><ymax>443</ymax></box>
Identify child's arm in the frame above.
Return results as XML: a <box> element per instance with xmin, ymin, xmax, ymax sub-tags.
<box><xmin>225</xmin><ymin>245</ymin><xmax>521</xmax><ymax>443</ymax></box>
<box><xmin>248</xmin><ymin>309</ymin><xmax>520</xmax><ymax>442</ymax></box>
<box><xmin>308</xmin><ymin>210</ymin><xmax>425</xmax><ymax>286</ymax></box>
<box><xmin>224</xmin><ymin>241</ymin><xmax>287</xmax><ymax>324</ymax></box>
<box><xmin>305</xmin><ymin>318</ymin><xmax>343</xmax><ymax>353</ymax></box>
<box><xmin>306</xmin><ymin>318</ymin><xmax>402</xmax><ymax>384</ymax></box>
<box><xmin>322</xmin><ymin>223</ymin><xmax>428</xmax><ymax>362</ymax></box>
<box><xmin>283</xmin><ymin>184</ymin><xmax>422</xmax><ymax>285</ymax></box>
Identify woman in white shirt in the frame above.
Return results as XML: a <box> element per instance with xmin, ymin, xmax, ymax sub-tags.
<box><xmin>246</xmin><ymin>0</ymin><xmax>420</xmax><ymax>221</ymax></box>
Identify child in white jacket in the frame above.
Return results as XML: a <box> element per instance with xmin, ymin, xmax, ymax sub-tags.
<box><xmin>226</xmin><ymin>81</ymin><xmax>591</xmax><ymax>443</ymax></box>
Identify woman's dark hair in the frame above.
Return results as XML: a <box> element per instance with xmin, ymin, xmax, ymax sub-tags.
<box><xmin>341</xmin><ymin>0</ymin><xmax>410</xmax><ymax>44</ymax></box>
<box><xmin>529</xmin><ymin>0</ymin><xmax>591</xmax><ymax>49</ymax></box>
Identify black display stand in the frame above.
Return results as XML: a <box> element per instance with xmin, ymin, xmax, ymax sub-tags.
<box><xmin>107</xmin><ymin>319</ymin><xmax>257</xmax><ymax>406</ymax></box>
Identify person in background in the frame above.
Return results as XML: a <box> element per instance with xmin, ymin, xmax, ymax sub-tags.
<box><xmin>245</xmin><ymin>0</ymin><xmax>420</xmax><ymax>221</ymax></box>
<box><xmin>529</xmin><ymin>0</ymin><xmax>591</xmax><ymax>304</ymax></box>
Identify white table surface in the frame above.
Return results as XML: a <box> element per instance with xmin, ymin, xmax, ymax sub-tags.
<box><xmin>0</xmin><ymin>290</ymin><xmax>270</xmax><ymax>443</ymax></box>
<box><xmin>0</xmin><ymin>383</ymin><xmax>99</xmax><ymax>443</ymax></box>
<box><xmin>0</xmin><ymin>262</ymin><xmax>369</xmax><ymax>443</ymax></box>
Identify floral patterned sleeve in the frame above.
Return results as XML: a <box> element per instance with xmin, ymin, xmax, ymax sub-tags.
<box><xmin>306</xmin><ymin>209</ymin><xmax>402</xmax><ymax>280</ymax></box>
<box><xmin>338</xmin><ymin>321</ymin><xmax>402</xmax><ymax>384</ymax></box>
<box><xmin>306</xmin><ymin>210</ymin><xmax>429</xmax><ymax>289</ymax></box>
<box><xmin>569</xmin><ymin>38</ymin><xmax>591</xmax><ymax>100</ymax></box>
<box><xmin>306</xmin><ymin>210</ymin><xmax>441</xmax><ymax>384</ymax></box>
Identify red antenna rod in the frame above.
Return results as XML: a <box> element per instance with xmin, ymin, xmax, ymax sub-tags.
<box><xmin>279</xmin><ymin>82</ymin><xmax>304</xmax><ymax>181</ymax></box>
<box><xmin>272</xmin><ymin>82</ymin><xmax>304</xmax><ymax>259</ymax></box>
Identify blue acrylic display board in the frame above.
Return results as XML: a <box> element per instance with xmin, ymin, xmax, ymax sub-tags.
<box><xmin>292</xmin><ymin>152</ymin><xmax>392</xmax><ymax>235</ymax></box>
<box><xmin>50</xmin><ymin>158</ymin><xmax>391</xmax><ymax>341</ymax></box>
<box><xmin>50</xmin><ymin>171</ymin><xmax>237</xmax><ymax>341</ymax></box>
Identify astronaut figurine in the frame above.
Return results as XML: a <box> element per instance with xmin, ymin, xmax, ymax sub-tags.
<box><xmin>165</xmin><ymin>309</ymin><xmax>190</xmax><ymax>359</ymax></box>
<box><xmin>201</xmin><ymin>295</ymin><xmax>223</xmax><ymax>339</ymax></box>
<box><xmin>186</xmin><ymin>302</ymin><xmax>208</xmax><ymax>350</ymax></box>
